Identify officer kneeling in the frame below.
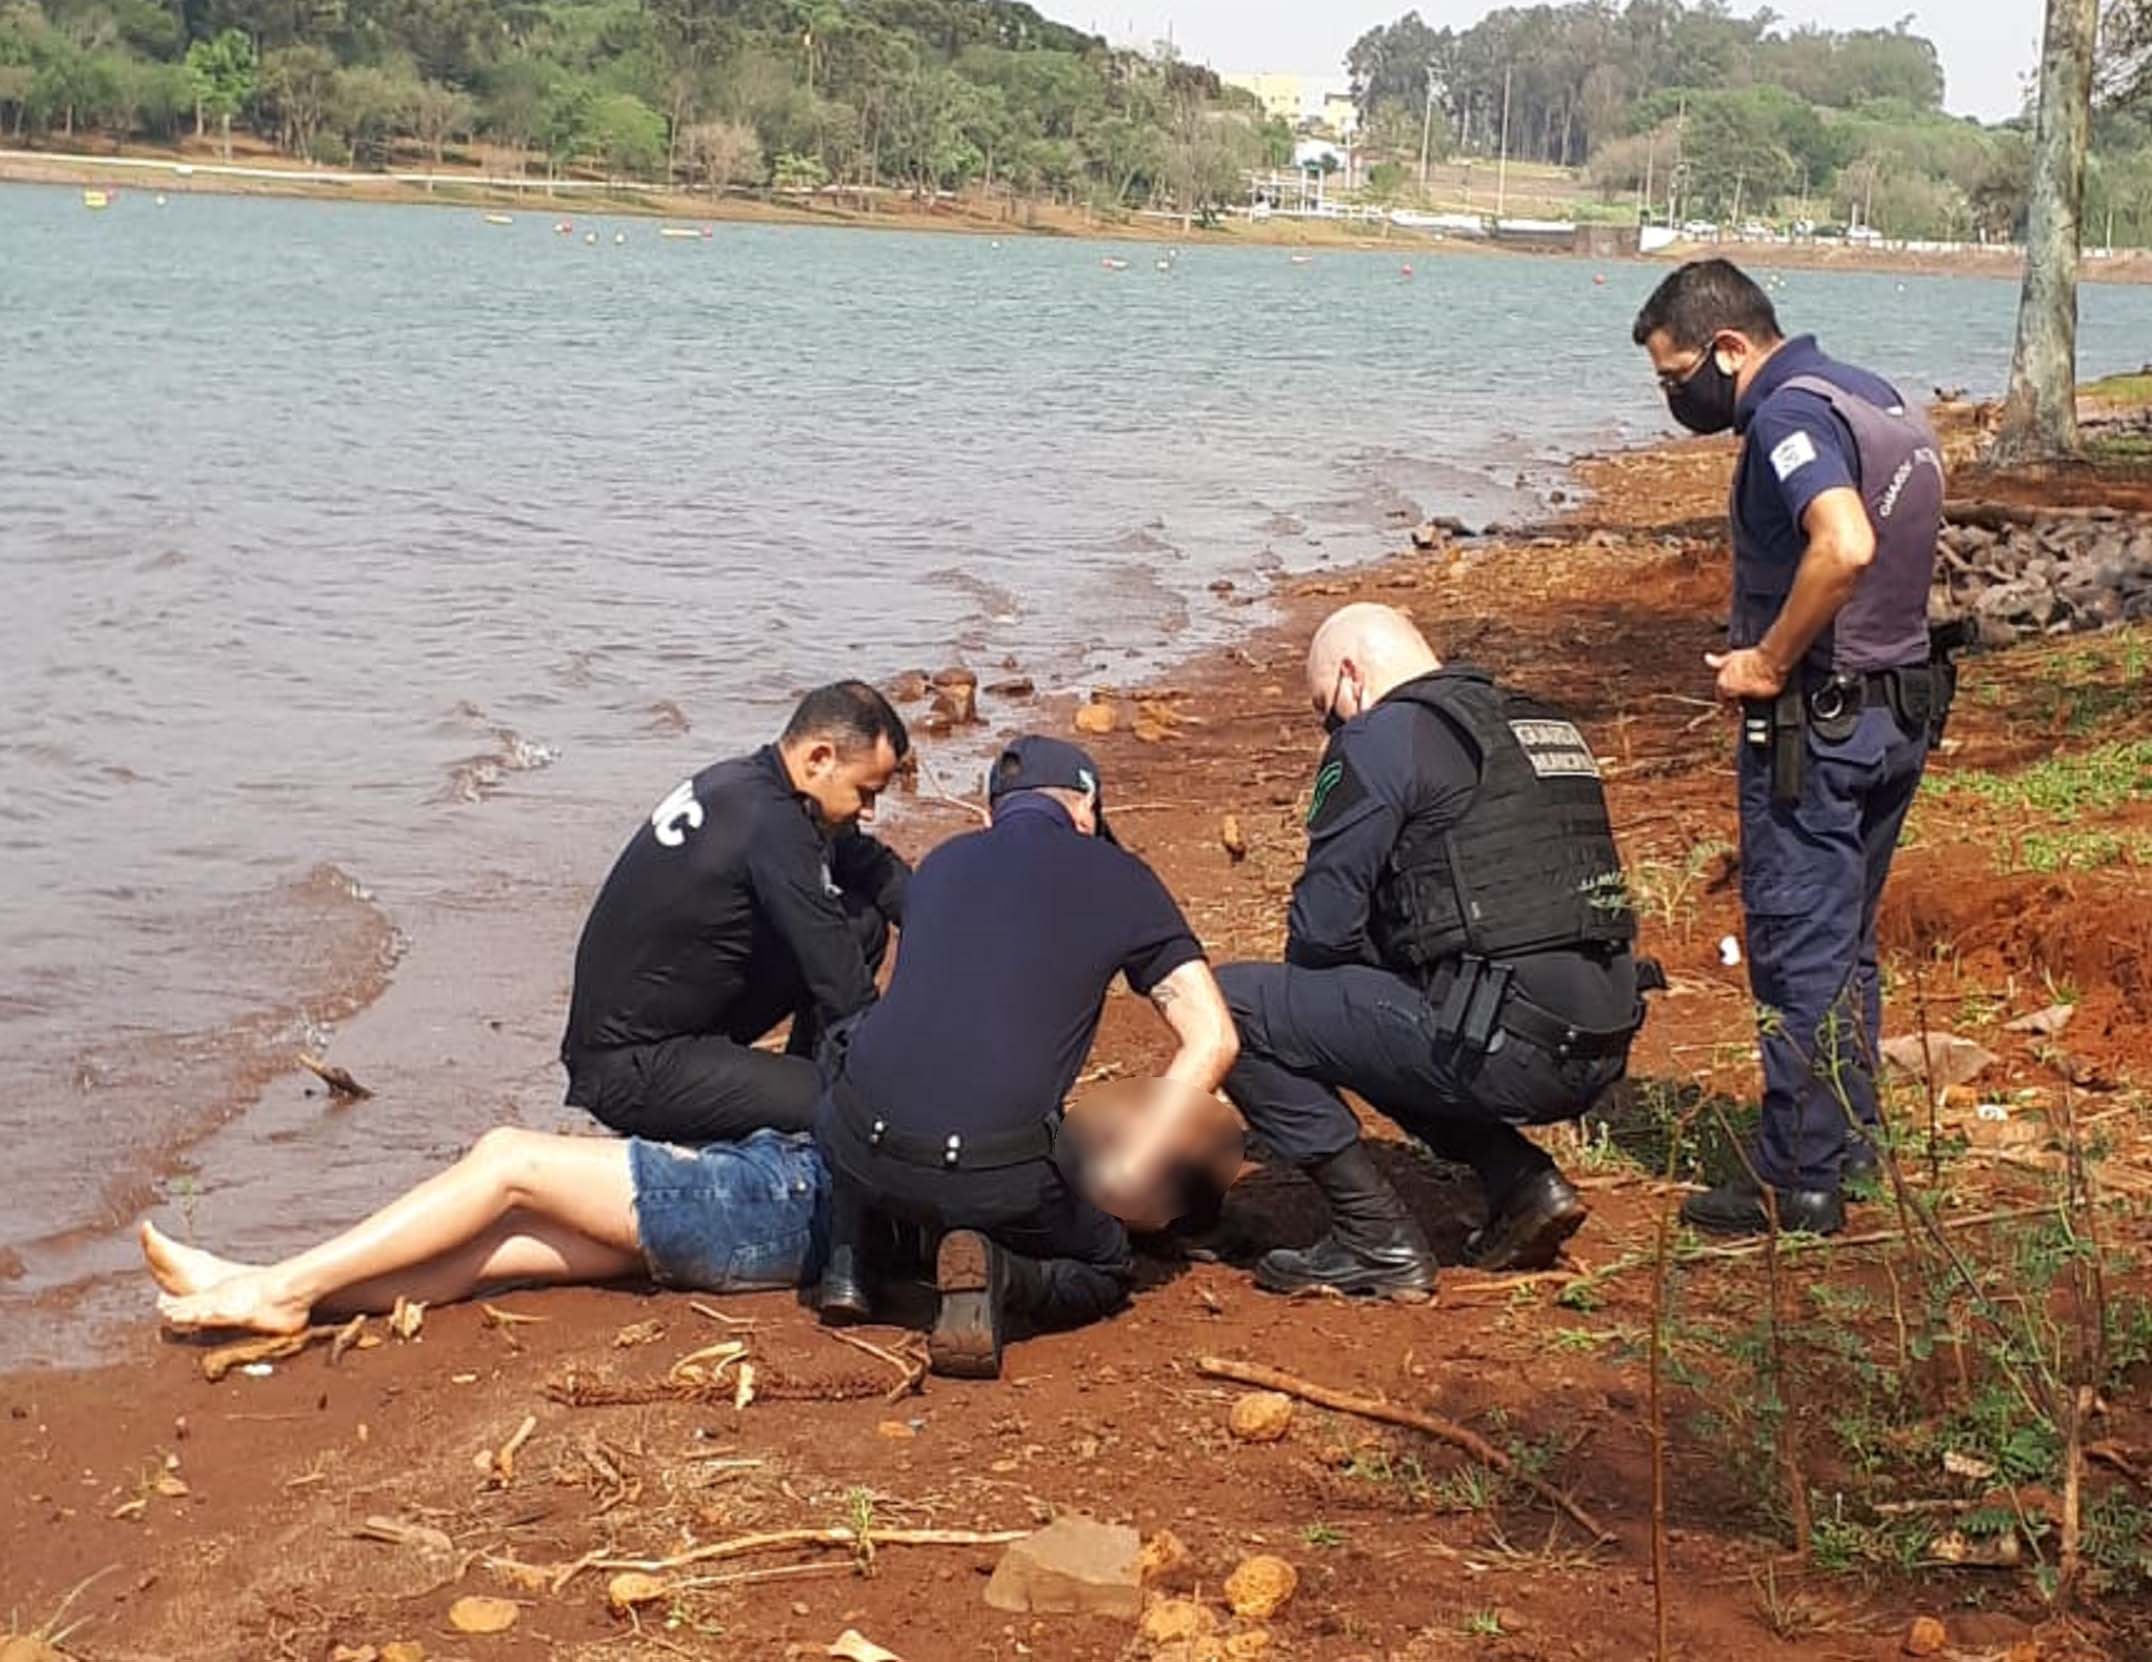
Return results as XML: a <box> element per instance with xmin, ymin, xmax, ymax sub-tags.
<box><xmin>814</xmin><ymin>737</ymin><xmax>1241</xmax><ymax>1379</ymax></box>
<box><xmin>1217</xmin><ymin>604</ymin><xmax>1645</xmax><ymax>1297</ymax></box>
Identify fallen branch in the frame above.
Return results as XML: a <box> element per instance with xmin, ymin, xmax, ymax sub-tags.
<box><xmin>1193</xmin><ymin>1356</ymin><xmax>1612</xmax><ymax>1543</ymax></box>
<box><xmin>821</xmin><ymin>1328</ymin><xmax>928</xmax><ymax>1403</ymax></box>
<box><xmin>594</xmin><ymin>1526</ymin><xmax>1027</xmax><ymax>1576</ymax></box>
<box><xmin>198</xmin><ymin>1326</ymin><xmax>338</xmax><ymax>1382</ymax></box>
<box><xmin>297</xmin><ymin>1051</ymin><xmax>373</xmax><ymax>1101</ymax></box>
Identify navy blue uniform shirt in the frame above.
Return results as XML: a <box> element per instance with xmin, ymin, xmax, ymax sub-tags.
<box><xmin>563</xmin><ymin>747</ymin><xmax>909</xmax><ymax>1061</ymax></box>
<box><xmin>839</xmin><ymin>793</ymin><xmax>1203</xmax><ymax>1137</ymax></box>
<box><xmin>1732</xmin><ymin>334</ymin><xmax>1904</xmax><ymax>594</ymax></box>
<box><xmin>1294</xmin><ymin>697</ymin><xmax>1636</xmax><ymax>1027</ymax></box>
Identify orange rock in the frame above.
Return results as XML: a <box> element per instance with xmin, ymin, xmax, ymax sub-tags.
<box><xmin>1903</xmin><ymin>1615</ymin><xmax>1946</xmax><ymax>1656</ymax></box>
<box><xmin>1140</xmin><ymin>1598</ymin><xmax>1214</xmax><ymax>1644</ymax></box>
<box><xmin>1074</xmin><ymin>702</ymin><xmax>1117</xmax><ymax>736</ymax></box>
<box><xmin>1227</xmin><ymin>1391</ymin><xmax>1294</xmax><ymax>1443</ymax></box>
<box><xmin>1223</xmin><ymin>1555</ymin><xmax>1297</xmax><ymax>1620</ymax></box>
<box><xmin>447</xmin><ymin>1596</ymin><xmax>519</xmax><ymax>1635</ymax></box>
<box><xmin>1139</xmin><ymin>1528</ymin><xmax>1191</xmax><ymax>1583</ymax></box>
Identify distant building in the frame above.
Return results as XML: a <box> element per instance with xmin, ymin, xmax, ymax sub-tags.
<box><xmin>1224</xmin><ymin>72</ymin><xmax>1305</xmax><ymax>127</ymax></box>
<box><xmin>1319</xmin><ymin>90</ymin><xmax>1359</xmax><ymax>139</ymax></box>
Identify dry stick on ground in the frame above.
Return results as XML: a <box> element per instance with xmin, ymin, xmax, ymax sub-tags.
<box><xmin>594</xmin><ymin>1527</ymin><xmax>1028</xmax><ymax>1576</ymax></box>
<box><xmin>296</xmin><ymin>1051</ymin><xmax>373</xmax><ymax>1101</ymax></box>
<box><xmin>1192</xmin><ymin>1356</ymin><xmax>1612</xmax><ymax>1544</ymax></box>
<box><xmin>1648</xmin><ymin>1099</ymin><xmax>1706</xmax><ymax>1662</ymax></box>
<box><xmin>821</xmin><ymin>1327</ymin><xmax>928</xmax><ymax>1403</ymax></box>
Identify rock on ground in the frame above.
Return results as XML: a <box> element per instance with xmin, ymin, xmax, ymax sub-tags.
<box><xmin>1223</xmin><ymin>1555</ymin><xmax>1298</xmax><ymax>1620</ymax></box>
<box><xmin>984</xmin><ymin>1516</ymin><xmax>1143</xmax><ymax>1619</ymax></box>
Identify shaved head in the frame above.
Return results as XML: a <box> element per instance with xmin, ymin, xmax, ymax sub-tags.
<box><xmin>1307</xmin><ymin>603</ymin><xmax>1442</xmax><ymax>725</ymax></box>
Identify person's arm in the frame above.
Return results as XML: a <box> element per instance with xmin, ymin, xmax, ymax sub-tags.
<box><xmin>745</xmin><ymin>816</ymin><xmax>880</xmax><ymax>1023</ymax></box>
<box><xmin>1285</xmin><ymin>740</ymin><xmax>1406</xmax><ymax>969</ymax></box>
<box><xmin>1146</xmin><ymin>958</ymin><xmax>1239</xmax><ymax>1093</ymax></box>
<box><xmin>829</xmin><ymin>829</ymin><xmax>911</xmax><ymax>927</ymax></box>
<box><xmin>1709</xmin><ymin>406</ymin><xmax>1870</xmax><ymax>702</ymax></box>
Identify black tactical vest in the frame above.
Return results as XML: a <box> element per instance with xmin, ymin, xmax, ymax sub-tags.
<box><xmin>1370</xmin><ymin>669</ymin><xmax>1636</xmax><ymax>971</ymax></box>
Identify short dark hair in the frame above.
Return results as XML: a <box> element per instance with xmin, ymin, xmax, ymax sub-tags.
<box><xmin>782</xmin><ymin>680</ymin><xmax>910</xmax><ymax>760</ymax></box>
<box><xmin>1631</xmin><ymin>259</ymin><xmax>1783</xmax><ymax>351</ymax></box>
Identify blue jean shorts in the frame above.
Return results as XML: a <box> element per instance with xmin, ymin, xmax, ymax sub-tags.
<box><xmin>627</xmin><ymin>1130</ymin><xmax>830</xmax><ymax>1292</ymax></box>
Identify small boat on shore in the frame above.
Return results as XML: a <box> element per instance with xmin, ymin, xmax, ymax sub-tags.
<box><xmin>82</xmin><ymin>189</ymin><xmax>112</xmax><ymax>210</ymax></box>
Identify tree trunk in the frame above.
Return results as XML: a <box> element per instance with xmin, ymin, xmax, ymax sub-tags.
<box><xmin>1994</xmin><ymin>0</ymin><xmax>2098</xmax><ymax>464</ymax></box>
<box><xmin>194</xmin><ymin>98</ymin><xmax>203</xmax><ymax>138</ymax></box>
<box><xmin>219</xmin><ymin>111</ymin><xmax>232</xmax><ymax>162</ymax></box>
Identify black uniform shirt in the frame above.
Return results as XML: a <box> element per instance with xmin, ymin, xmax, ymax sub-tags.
<box><xmin>1292</xmin><ymin>699</ymin><xmax>1636</xmax><ymax>1026</ymax></box>
<box><xmin>562</xmin><ymin>747</ymin><xmax>909</xmax><ymax>1061</ymax></box>
<box><xmin>838</xmin><ymin>794</ymin><xmax>1203</xmax><ymax>1137</ymax></box>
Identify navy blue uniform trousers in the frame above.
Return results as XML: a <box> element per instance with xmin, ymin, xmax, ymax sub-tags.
<box><xmin>1739</xmin><ymin>700</ymin><xmax>1929</xmax><ymax>1190</ymax></box>
<box><xmin>1216</xmin><ymin>961</ymin><xmax>1628</xmax><ymax>1206</ymax></box>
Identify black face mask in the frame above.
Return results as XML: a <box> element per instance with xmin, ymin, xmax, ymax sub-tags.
<box><xmin>1664</xmin><ymin>347</ymin><xmax>1739</xmax><ymax>436</ymax></box>
<box><xmin>1322</xmin><ymin>708</ymin><xmax>1346</xmax><ymax>738</ymax></box>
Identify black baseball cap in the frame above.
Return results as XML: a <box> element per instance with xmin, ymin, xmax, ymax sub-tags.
<box><xmin>987</xmin><ymin>735</ymin><xmax>1118</xmax><ymax>845</ymax></box>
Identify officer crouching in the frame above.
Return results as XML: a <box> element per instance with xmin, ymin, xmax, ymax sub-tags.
<box><xmin>1216</xmin><ymin>604</ymin><xmax>1646</xmax><ymax>1298</ymax></box>
<box><xmin>1633</xmin><ymin>260</ymin><xmax>1947</xmax><ymax>1238</ymax></box>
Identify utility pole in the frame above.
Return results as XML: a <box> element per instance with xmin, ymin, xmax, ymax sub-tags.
<box><xmin>1641</xmin><ymin>132</ymin><xmax>1655</xmax><ymax>225</ymax></box>
<box><xmin>1418</xmin><ymin>65</ymin><xmax>1436</xmax><ymax>192</ymax></box>
<box><xmin>1495</xmin><ymin>63</ymin><xmax>1512</xmax><ymax>219</ymax></box>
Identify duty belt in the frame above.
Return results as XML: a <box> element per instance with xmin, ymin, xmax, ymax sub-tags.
<box><xmin>1432</xmin><ymin>955</ymin><xmax>1642</xmax><ymax>1061</ymax></box>
<box><xmin>832</xmin><ymin>1075</ymin><xmax>1058</xmax><ymax>1171</ymax></box>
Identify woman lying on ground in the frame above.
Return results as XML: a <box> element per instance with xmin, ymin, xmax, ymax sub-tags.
<box><xmin>142</xmin><ymin>1082</ymin><xmax>1243</xmax><ymax>1338</ymax></box>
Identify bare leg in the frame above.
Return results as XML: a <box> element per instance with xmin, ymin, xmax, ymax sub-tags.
<box><xmin>149</xmin><ymin>1129</ymin><xmax>639</xmax><ymax>1335</ymax></box>
<box><xmin>319</xmin><ymin>1211</ymin><xmax>641</xmax><ymax>1316</ymax></box>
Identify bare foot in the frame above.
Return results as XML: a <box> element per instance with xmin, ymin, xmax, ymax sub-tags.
<box><xmin>139</xmin><ymin>1220</ymin><xmax>255</xmax><ymax>1297</ymax></box>
<box><xmin>155</xmin><ymin>1272</ymin><xmax>313</xmax><ymax>1336</ymax></box>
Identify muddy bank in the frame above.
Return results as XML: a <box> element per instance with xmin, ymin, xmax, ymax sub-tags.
<box><xmin>6</xmin><ymin>425</ymin><xmax>2151</xmax><ymax>1661</ymax></box>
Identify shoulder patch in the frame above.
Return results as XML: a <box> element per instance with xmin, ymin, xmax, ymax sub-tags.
<box><xmin>1769</xmin><ymin>430</ymin><xmax>1818</xmax><ymax>482</ymax></box>
<box><xmin>1306</xmin><ymin>756</ymin><xmax>1369</xmax><ymax>834</ymax></box>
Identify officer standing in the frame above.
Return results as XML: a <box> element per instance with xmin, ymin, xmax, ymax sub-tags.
<box><xmin>814</xmin><ymin>737</ymin><xmax>1240</xmax><ymax>1378</ymax></box>
<box><xmin>1632</xmin><ymin>259</ymin><xmax>1946</xmax><ymax>1237</ymax></box>
<box><xmin>1217</xmin><ymin>604</ymin><xmax>1645</xmax><ymax>1297</ymax></box>
<box><xmin>561</xmin><ymin>682</ymin><xmax>911</xmax><ymax>1144</ymax></box>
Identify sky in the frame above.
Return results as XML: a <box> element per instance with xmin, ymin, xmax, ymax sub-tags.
<box><xmin>1080</xmin><ymin>1</ymin><xmax>2045</xmax><ymax>124</ymax></box>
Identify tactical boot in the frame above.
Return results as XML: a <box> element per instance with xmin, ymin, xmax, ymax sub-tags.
<box><xmin>1681</xmin><ymin>1175</ymin><xmax>1845</xmax><ymax>1238</ymax></box>
<box><xmin>1255</xmin><ymin>1143</ymin><xmax>1437</xmax><ymax>1299</ymax></box>
<box><xmin>927</xmin><ymin>1230</ymin><xmax>1007</xmax><ymax>1379</ymax></box>
<box><xmin>1464</xmin><ymin>1170</ymin><xmax>1588</xmax><ymax>1272</ymax></box>
<box><xmin>815</xmin><ymin>1188</ymin><xmax>873</xmax><ymax>1326</ymax></box>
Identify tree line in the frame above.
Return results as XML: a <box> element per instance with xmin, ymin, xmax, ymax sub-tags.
<box><xmin>1348</xmin><ymin>0</ymin><xmax>2152</xmax><ymax>247</ymax></box>
<box><xmin>0</xmin><ymin>0</ymin><xmax>1290</xmax><ymax>215</ymax></box>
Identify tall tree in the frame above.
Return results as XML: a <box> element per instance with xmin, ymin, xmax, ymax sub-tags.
<box><xmin>1995</xmin><ymin>0</ymin><xmax>2101</xmax><ymax>464</ymax></box>
<box><xmin>183</xmin><ymin>27</ymin><xmax>253</xmax><ymax>158</ymax></box>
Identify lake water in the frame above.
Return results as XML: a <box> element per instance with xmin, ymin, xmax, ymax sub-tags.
<box><xmin>6</xmin><ymin>181</ymin><xmax>2151</xmax><ymax>1362</ymax></box>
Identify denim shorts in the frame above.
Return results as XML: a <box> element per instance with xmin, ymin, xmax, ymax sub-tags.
<box><xmin>627</xmin><ymin>1130</ymin><xmax>829</xmax><ymax>1292</ymax></box>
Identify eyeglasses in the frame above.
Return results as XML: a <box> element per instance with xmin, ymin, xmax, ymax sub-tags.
<box><xmin>1655</xmin><ymin>349</ymin><xmax>1713</xmax><ymax>395</ymax></box>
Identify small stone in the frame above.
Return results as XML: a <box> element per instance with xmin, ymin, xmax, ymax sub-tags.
<box><xmin>2004</xmin><ymin>1004</ymin><xmax>2075</xmax><ymax>1037</ymax></box>
<box><xmin>1881</xmin><ymin>1032</ymin><xmax>1999</xmax><ymax>1091</ymax></box>
<box><xmin>1225</xmin><ymin>1634</ymin><xmax>1271</xmax><ymax>1660</ymax></box>
<box><xmin>985</xmin><ymin>677</ymin><xmax>1035</xmax><ymax>699</ymax></box>
<box><xmin>1904</xmin><ymin>1615</ymin><xmax>1947</xmax><ymax>1656</ymax></box>
<box><xmin>447</xmin><ymin>1596</ymin><xmax>519</xmax><ymax>1635</ymax></box>
<box><xmin>607</xmin><ymin>1572</ymin><xmax>669</xmax><ymax>1613</ymax></box>
<box><xmin>330</xmin><ymin>1648</ymin><xmax>378</xmax><ymax>1662</ymax></box>
<box><xmin>930</xmin><ymin>681</ymin><xmax>980</xmax><ymax>727</ymax></box>
<box><xmin>377</xmin><ymin>1646</ymin><xmax>423</xmax><ymax>1662</ymax></box>
<box><xmin>1219</xmin><ymin>815</ymin><xmax>1248</xmax><ymax>863</ymax></box>
<box><xmin>1140</xmin><ymin>1599</ymin><xmax>1215</xmax><ymax>1644</ymax></box>
<box><xmin>1140</xmin><ymin>1528</ymin><xmax>1191</xmax><ymax>1584</ymax></box>
<box><xmin>885</xmin><ymin>671</ymin><xmax>930</xmax><ymax>702</ymax></box>
<box><xmin>1074</xmin><ymin>702</ymin><xmax>1117</xmax><ymax>736</ymax></box>
<box><xmin>1227</xmin><ymin>1392</ymin><xmax>1294</xmax><ymax>1443</ymax></box>
<box><xmin>876</xmin><ymin>1420</ymin><xmax>916</xmax><ymax>1440</ymax></box>
<box><xmin>983</xmin><ymin>1516</ymin><xmax>1143</xmax><ymax>1619</ymax></box>
<box><xmin>1223</xmin><ymin>1555</ymin><xmax>1298</xmax><ymax>1620</ymax></box>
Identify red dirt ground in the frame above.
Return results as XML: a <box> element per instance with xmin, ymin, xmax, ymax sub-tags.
<box><xmin>5</xmin><ymin>431</ymin><xmax>2150</xmax><ymax>1662</ymax></box>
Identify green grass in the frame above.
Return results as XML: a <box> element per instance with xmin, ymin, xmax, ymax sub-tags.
<box><xmin>2084</xmin><ymin>370</ymin><xmax>2152</xmax><ymax>404</ymax></box>
<box><xmin>2002</xmin><ymin>828</ymin><xmax>2152</xmax><ymax>875</ymax></box>
<box><xmin>1927</xmin><ymin>739</ymin><xmax>2152</xmax><ymax>821</ymax></box>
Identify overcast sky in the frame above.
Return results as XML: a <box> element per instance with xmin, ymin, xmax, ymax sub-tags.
<box><xmin>1080</xmin><ymin>2</ymin><xmax>2043</xmax><ymax>123</ymax></box>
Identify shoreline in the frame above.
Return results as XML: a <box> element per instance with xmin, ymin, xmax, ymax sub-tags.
<box><xmin>6</xmin><ymin>413</ymin><xmax>2151</xmax><ymax>1655</ymax></box>
<box><xmin>17</xmin><ymin>143</ymin><xmax>2152</xmax><ymax>280</ymax></box>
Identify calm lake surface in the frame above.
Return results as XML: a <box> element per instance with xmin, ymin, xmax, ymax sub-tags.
<box><xmin>6</xmin><ymin>181</ymin><xmax>2152</xmax><ymax>1361</ymax></box>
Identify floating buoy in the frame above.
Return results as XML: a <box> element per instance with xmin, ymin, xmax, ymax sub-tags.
<box><xmin>614</xmin><ymin>231</ymin><xmax>625</xmax><ymax>244</ymax></box>
<box><xmin>584</xmin><ymin>231</ymin><xmax>597</xmax><ymax>244</ymax></box>
<box><xmin>482</xmin><ymin>212</ymin><xmax>513</xmax><ymax>225</ymax></box>
<box><xmin>554</xmin><ymin>219</ymin><xmax>573</xmax><ymax>234</ymax></box>
<box><xmin>1400</xmin><ymin>263</ymin><xmax>1414</xmax><ymax>278</ymax></box>
<box><xmin>1593</xmin><ymin>272</ymin><xmax>1608</xmax><ymax>286</ymax></box>
<box><xmin>155</xmin><ymin>193</ymin><xmax>168</xmax><ymax>207</ymax></box>
<box><xmin>659</xmin><ymin>226</ymin><xmax>700</xmax><ymax>239</ymax></box>
<box><xmin>1156</xmin><ymin>258</ymin><xmax>1171</xmax><ymax>271</ymax></box>
<box><xmin>1101</xmin><ymin>256</ymin><xmax>1128</xmax><ymax>270</ymax></box>
<box><xmin>1289</xmin><ymin>254</ymin><xmax>1313</xmax><ymax>265</ymax></box>
<box><xmin>82</xmin><ymin>188</ymin><xmax>111</xmax><ymax>210</ymax></box>
<box><xmin>701</xmin><ymin>226</ymin><xmax>713</xmax><ymax>238</ymax></box>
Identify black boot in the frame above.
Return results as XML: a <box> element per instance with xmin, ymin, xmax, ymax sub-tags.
<box><xmin>1681</xmin><ymin>1175</ymin><xmax>1845</xmax><ymax>1238</ymax></box>
<box><xmin>1255</xmin><ymin>1143</ymin><xmax>1436</xmax><ymax>1299</ymax></box>
<box><xmin>816</xmin><ymin>1186</ymin><xmax>873</xmax><ymax>1326</ymax></box>
<box><xmin>1465</xmin><ymin>1170</ymin><xmax>1588</xmax><ymax>1272</ymax></box>
<box><xmin>928</xmin><ymin>1230</ymin><xmax>1010</xmax><ymax>1379</ymax></box>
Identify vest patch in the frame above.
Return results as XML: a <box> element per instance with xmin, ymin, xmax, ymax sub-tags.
<box><xmin>1509</xmin><ymin>719</ymin><xmax>1602</xmax><ymax>780</ymax></box>
<box><xmin>1769</xmin><ymin>430</ymin><xmax>1818</xmax><ymax>481</ymax></box>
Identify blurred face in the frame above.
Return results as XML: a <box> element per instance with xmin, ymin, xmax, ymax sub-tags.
<box><xmin>793</xmin><ymin>735</ymin><xmax>900</xmax><ymax>829</ymax></box>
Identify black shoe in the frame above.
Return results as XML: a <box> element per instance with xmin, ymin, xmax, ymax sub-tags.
<box><xmin>1842</xmin><ymin>1134</ymin><xmax>1881</xmax><ymax>1184</ymax></box>
<box><xmin>1465</xmin><ymin>1170</ymin><xmax>1589</xmax><ymax>1272</ymax></box>
<box><xmin>816</xmin><ymin>1241</ymin><xmax>873</xmax><ymax>1326</ymax></box>
<box><xmin>927</xmin><ymin>1230</ymin><xmax>1006</xmax><ymax>1379</ymax></box>
<box><xmin>1680</xmin><ymin>1177</ymin><xmax>1845</xmax><ymax>1238</ymax></box>
<box><xmin>1254</xmin><ymin>1143</ymin><xmax>1436</xmax><ymax>1299</ymax></box>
